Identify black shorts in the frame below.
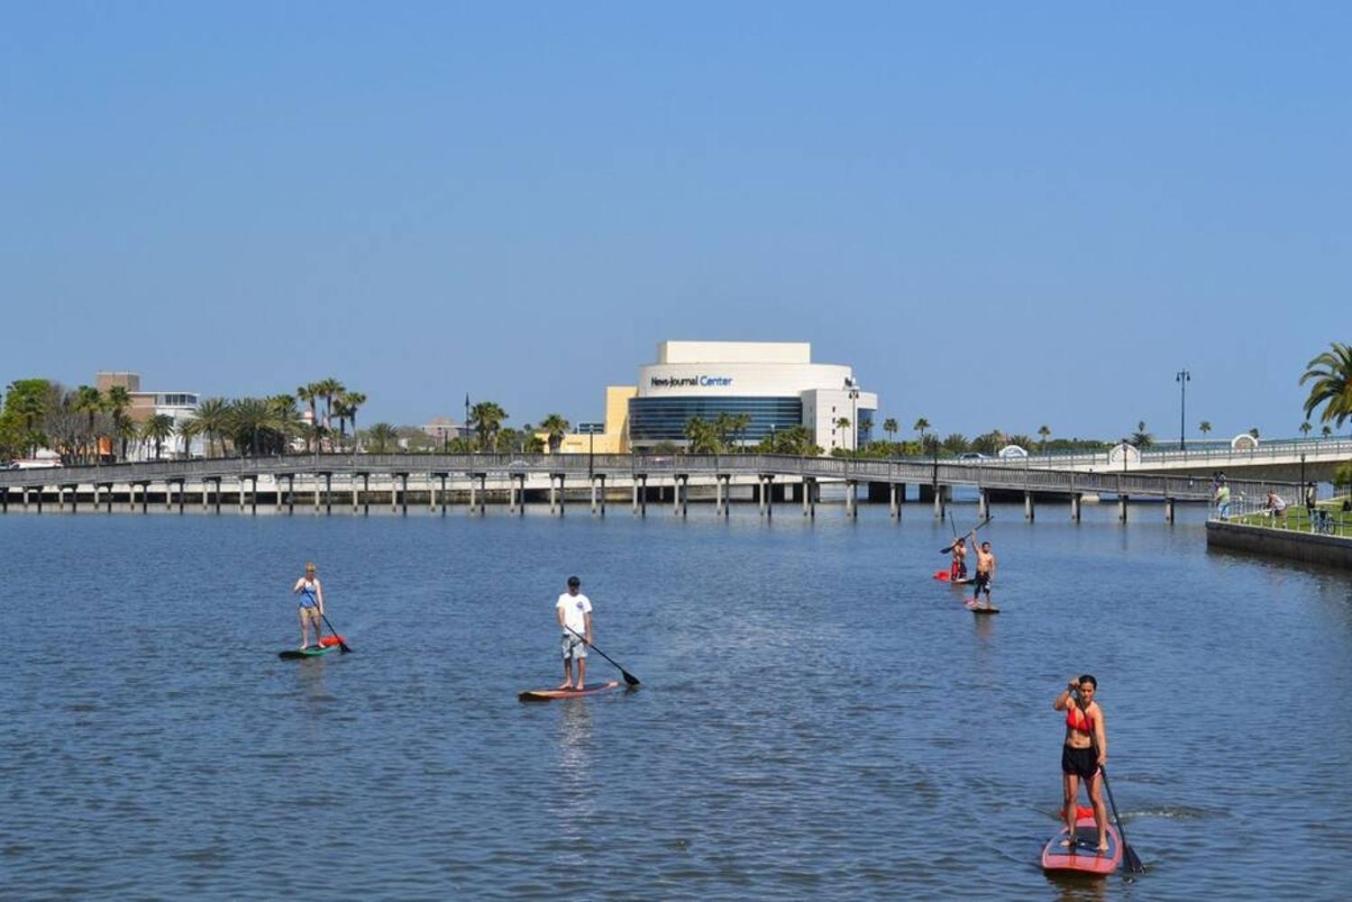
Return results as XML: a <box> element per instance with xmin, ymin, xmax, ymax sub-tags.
<box><xmin>973</xmin><ymin>572</ymin><xmax>990</xmax><ymax>594</ymax></box>
<box><xmin>1061</xmin><ymin>745</ymin><xmax>1098</xmax><ymax>781</ymax></box>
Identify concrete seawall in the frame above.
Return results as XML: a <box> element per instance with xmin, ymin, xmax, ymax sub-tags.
<box><xmin>1206</xmin><ymin>520</ymin><xmax>1352</xmax><ymax>569</ymax></box>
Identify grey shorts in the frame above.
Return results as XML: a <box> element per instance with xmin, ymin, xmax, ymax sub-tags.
<box><xmin>561</xmin><ymin>632</ymin><xmax>588</xmax><ymax>660</ymax></box>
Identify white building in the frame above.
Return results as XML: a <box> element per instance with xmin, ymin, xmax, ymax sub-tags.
<box><xmin>627</xmin><ymin>341</ymin><xmax>879</xmax><ymax>453</ymax></box>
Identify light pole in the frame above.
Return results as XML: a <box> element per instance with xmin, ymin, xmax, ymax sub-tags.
<box><xmin>580</xmin><ymin>422</ymin><xmax>604</xmax><ymax>479</ymax></box>
<box><xmin>845</xmin><ymin>377</ymin><xmax>860</xmax><ymax>457</ymax></box>
<box><xmin>1175</xmin><ymin>369</ymin><xmax>1190</xmax><ymax>453</ymax></box>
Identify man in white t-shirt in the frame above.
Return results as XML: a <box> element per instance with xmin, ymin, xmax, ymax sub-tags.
<box><xmin>555</xmin><ymin>576</ymin><xmax>593</xmax><ymax>689</ymax></box>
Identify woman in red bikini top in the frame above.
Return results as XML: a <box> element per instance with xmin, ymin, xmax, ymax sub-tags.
<box><xmin>1053</xmin><ymin>674</ymin><xmax>1110</xmax><ymax>852</ymax></box>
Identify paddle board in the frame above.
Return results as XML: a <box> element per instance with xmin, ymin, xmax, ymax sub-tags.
<box><xmin>1041</xmin><ymin>809</ymin><xmax>1121</xmax><ymax>876</ymax></box>
<box><xmin>965</xmin><ymin>601</ymin><xmax>1000</xmax><ymax>614</ymax></box>
<box><xmin>518</xmin><ymin>680</ymin><xmax>621</xmax><ymax>702</ymax></box>
<box><xmin>278</xmin><ymin>635</ymin><xmax>347</xmax><ymax>660</ymax></box>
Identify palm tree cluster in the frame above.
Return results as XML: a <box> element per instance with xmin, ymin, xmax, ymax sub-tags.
<box><xmin>1</xmin><ymin>379</ymin><xmax>144</xmax><ymax>464</ymax></box>
<box><xmin>682</xmin><ymin>414</ymin><xmax>755</xmax><ymax>453</ymax></box>
<box><xmin>296</xmin><ymin>379</ymin><xmax>365</xmax><ymax>452</ymax></box>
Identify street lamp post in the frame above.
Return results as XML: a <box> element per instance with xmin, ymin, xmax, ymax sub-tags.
<box><xmin>845</xmin><ymin>377</ymin><xmax>860</xmax><ymax>457</ymax></box>
<box><xmin>579</xmin><ymin>422</ymin><xmax>604</xmax><ymax>479</ymax></box>
<box><xmin>1176</xmin><ymin>369</ymin><xmax>1190</xmax><ymax>453</ymax></box>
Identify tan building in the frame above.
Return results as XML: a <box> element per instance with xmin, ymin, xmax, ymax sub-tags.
<box><xmin>96</xmin><ymin>372</ymin><xmax>202</xmax><ymax>458</ymax></box>
<box><xmin>545</xmin><ymin>386</ymin><xmax>636</xmax><ymax>454</ymax></box>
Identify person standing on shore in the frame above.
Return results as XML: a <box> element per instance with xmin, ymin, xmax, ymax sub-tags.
<box><xmin>1214</xmin><ymin>477</ymin><xmax>1231</xmax><ymax>520</ymax></box>
<box><xmin>290</xmin><ymin>562</ymin><xmax>325</xmax><ymax>650</ymax></box>
<box><xmin>556</xmin><ymin>576</ymin><xmax>593</xmax><ymax>690</ymax></box>
<box><xmin>968</xmin><ymin>538</ymin><xmax>996</xmax><ymax>609</ymax></box>
<box><xmin>1053</xmin><ymin>675</ymin><xmax>1110</xmax><ymax>852</ymax></box>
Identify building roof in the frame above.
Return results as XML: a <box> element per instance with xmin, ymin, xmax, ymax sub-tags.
<box><xmin>657</xmin><ymin>341</ymin><xmax>811</xmax><ymax>365</ymax></box>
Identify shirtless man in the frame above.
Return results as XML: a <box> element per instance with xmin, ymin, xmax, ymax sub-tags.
<box><xmin>969</xmin><ymin>538</ymin><xmax>996</xmax><ymax>609</ymax></box>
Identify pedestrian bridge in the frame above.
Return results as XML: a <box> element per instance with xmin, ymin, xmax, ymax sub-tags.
<box><xmin>1</xmin><ymin>452</ymin><xmax>1297</xmax><ymax>523</ymax></box>
<box><xmin>1001</xmin><ymin>437</ymin><xmax>1351</xmax><ymax>482</ymax></box>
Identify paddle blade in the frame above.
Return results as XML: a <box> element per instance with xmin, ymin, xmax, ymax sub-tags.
<box><xmin>939</xmin><ymin>544</ymin><xmax>954</xmax><ymax>554</ymax></box>
<box><xmin>1123</xmin><ymin>843</ymin><xmax>1144</xmax><ymax>873</ymax></box>
<box><xmin>621</xmin><ymin>669</ymin><xmax>641</xmax><ymax>686</ymax></box>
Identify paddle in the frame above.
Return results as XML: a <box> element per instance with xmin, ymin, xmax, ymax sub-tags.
<box><xmin>941</xmin><ymin>515</ymin><xmax>991</xmax><ymax>554</ymax></box>
<box><xmin>566</xmin><ymin>626</ymin><xmax>639</xmax><ymax>686</ymax></box>
<box><xmin>317</xmin><ymin>610</ymin><xmax>352</xmax><ymax>654</ymax></box>
<box><xmin>1096</xmin><ymin>760</ymin><xmax>1144</xmax><ymax>872</ymax></box>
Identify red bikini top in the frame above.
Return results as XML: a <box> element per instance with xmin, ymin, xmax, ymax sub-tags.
<box><xmin>1066</xmin><ymin>706</ymin><xmax>1094</xmax><ymax>734</ymax></box>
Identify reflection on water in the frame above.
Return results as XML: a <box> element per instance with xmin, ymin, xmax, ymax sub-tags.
<box><xmin>1</xmin><ymin>506</ymin><xmax>1350</xmax><ymax>899</ymax></box>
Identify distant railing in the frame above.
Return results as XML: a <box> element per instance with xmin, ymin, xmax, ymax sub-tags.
<box><xmin>1214</xmin><ymin>491</ymin><xmax>1352</xmax><ymax>538</ymax></box>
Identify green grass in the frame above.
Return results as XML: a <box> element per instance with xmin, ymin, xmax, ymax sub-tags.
<box><xmin>1232</xmin><ymin>502</ymin><xmax>1352</xmax><ymax>538</ymax></box>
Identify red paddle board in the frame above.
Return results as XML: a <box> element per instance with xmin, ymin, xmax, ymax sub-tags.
<box><xmin>1041</xmin><ymin>809</ymin><xmax>1121</xmax><ymax>875</ymax></box>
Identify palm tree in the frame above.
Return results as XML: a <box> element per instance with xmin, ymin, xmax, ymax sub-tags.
<box><xmin>913</xmin><ymin>418</ymin><xmax>930</xmax><ymax>442</ymax></box>
<box><xmin>1301</xmin><ymin>342</ymin><xmax>1352</xmax><ymax>429</ymax></box>
<box><xmin>1199</xmin><ymin>421</ymin><xmax>1212</xmax><ymax>441</ymax></box>
<box><xmin>731</xmin><ymin>413</ymin><xmax>751</xmax><ymax>450</ymax></box>
<box><xmin>297</xmin><ymin>384</ymin><xmax>320</xmax><ymax>451</ymax></box>
<box><xmin>710</xmin><ymin>413</ymin><xmax>735</xmax><ymax>449</ymax></box>
<box><xmin>368</xmin><ymin>422</ymin><xmax>398</xmax><ymax>453</ymax></box>
<box><xmin>105</xmin><ymin>386</ymin><xmax>132</xmax><ymax>461</ymax></box>
<box><xmin>1322</xmin><ymin>425</ymin><xmax>1332</xmax><ymax>439</ymax></box>
<box><xmin>859</xmin><ymin>415</ymin><xmax>873</xmax><ymax>445</ymax></box>
<box><xmin>1300</xmin><ymin>420</ymin><xmax>1313</xmax><ymax>439</ymax></box>
<box><xmin>315</xmin><ymin>377</ymin><xmax>345</xmax><ymax>443</ymax></box>
<box><xmin>227</xmin><ymin>398</ymin><xmax>284</xmax><ymax>456</ymax></box>
<box><xmin>685</xmin><ymin>417</ymin><xmax>720</xmax><ymax>453</ymax></box>
<box><xmin>178</xmin><ymin>416</ymin><xmax>203</xmax><ymax>459</ymax></box>
<box><xmin>268</xmin><ymin>394</ymin><xmax>304</xmax><ymax>453</ymax></box>
<box><xmin>835</xmin><ymin>416</ymin><xmax>852</xmax><ymax>453</ymax></box>
<box><xmin>140</xmin><ymin>414</ymin><xmax>176</xmax><ymax>460</ymax></box>
<box><xmin>469</xmin><ymin>402</ymin><xmax>508</xmax><ymax>451</ymax></box>
<box><xmin>190</xmin><ymin>397</ymin><xmax>232</xmax><ymax>458</ymax></box>
<box><xmin>339</xmin><ymin>391</ymin><xmax>366</xmax><ymax>450</ymax></box>
<box><xmin>1037</xmin><ymin>424</ymin><xmax>1051</xmax><ymax>452</ymax></box>
<box><xmin>540</xmin><ymin>414</ymin><xmax>571</xmax><ymax>452</ymax></box>
<box><xmin>883</xmin><ymin>418</ymin><xmax>898</xmax><ymax>443</ymax></box>
<box><xmin>73</xmin><ymin>385</ymin><xmax>103</xmax><ymax>463</ymax></box>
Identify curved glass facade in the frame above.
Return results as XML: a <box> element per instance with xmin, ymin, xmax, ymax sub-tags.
<box><xmin>629</xmin><ymin>396</ymin><xmax>803</xmax><ymax>445</ymax></box>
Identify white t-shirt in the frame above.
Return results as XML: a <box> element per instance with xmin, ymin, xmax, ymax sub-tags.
<box><xmin>556</xmin><ymin>592</ymin><xmax>592</xmax><ymax>636</ymax></box>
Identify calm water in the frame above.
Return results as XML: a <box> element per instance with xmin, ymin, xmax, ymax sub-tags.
<box><xmin>2</xmin><ymin>502</ymin><xmax>1350</xmax><ymax>900</ymax></box>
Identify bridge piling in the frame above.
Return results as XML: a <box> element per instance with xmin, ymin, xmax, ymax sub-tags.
<box><xmin>1070</xmin><ymin>493</ymin><xmax>1081</xmax><ymax>522</ymax></box>
<box><xmin>845</xmin><ymin>480</ymin><xmax>857</xmax><ymax>518</ymax></box>
<box><xmin>1165</xmin><ymin>497</ymin><xmax>1175</xmax><ymax>523</ymax></box>
<box><xmin>438</xmin><ymin>474</ymin><xmax>448</xmax><ymax>516</ymax></box>
<box><xmin>1118</xmin><ymin>496</ymin><xmax>1129</xmax><ymax>523</ymax></box>
<box><xmin>978</xmin><ymin>489</ymin><xmax>989</xmax><ymax>520</ymax></box>
<box><xmin>889</xmin><ymin>482</ymin><xmax>899</xmax><ymax>520</ymax></box>
<box><xmin>1024</xmin><ymin>491</ymin><xmax>1035</xmax><ymax>521</ymax></box>
<box><xmin>323</xmin><ymin>473</ymin><xmax>332</xmax><ymax>515</ymax></box>
<box><xmin>933</xmin><ymin>486</ymin><xmax>944</xmax><ymax>521</ymax></box>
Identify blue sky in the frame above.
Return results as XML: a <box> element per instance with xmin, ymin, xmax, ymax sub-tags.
<box><xmin>3</xmin><ymin>2</ymin><xmax>1348</xmax><ymax>440</ymax></box>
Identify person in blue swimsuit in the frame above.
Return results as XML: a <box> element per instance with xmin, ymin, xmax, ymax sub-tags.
<box><xmin>290</xmin><ymin>562</ymin><xmax>325</xmax><ymax>650</ymax></box>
